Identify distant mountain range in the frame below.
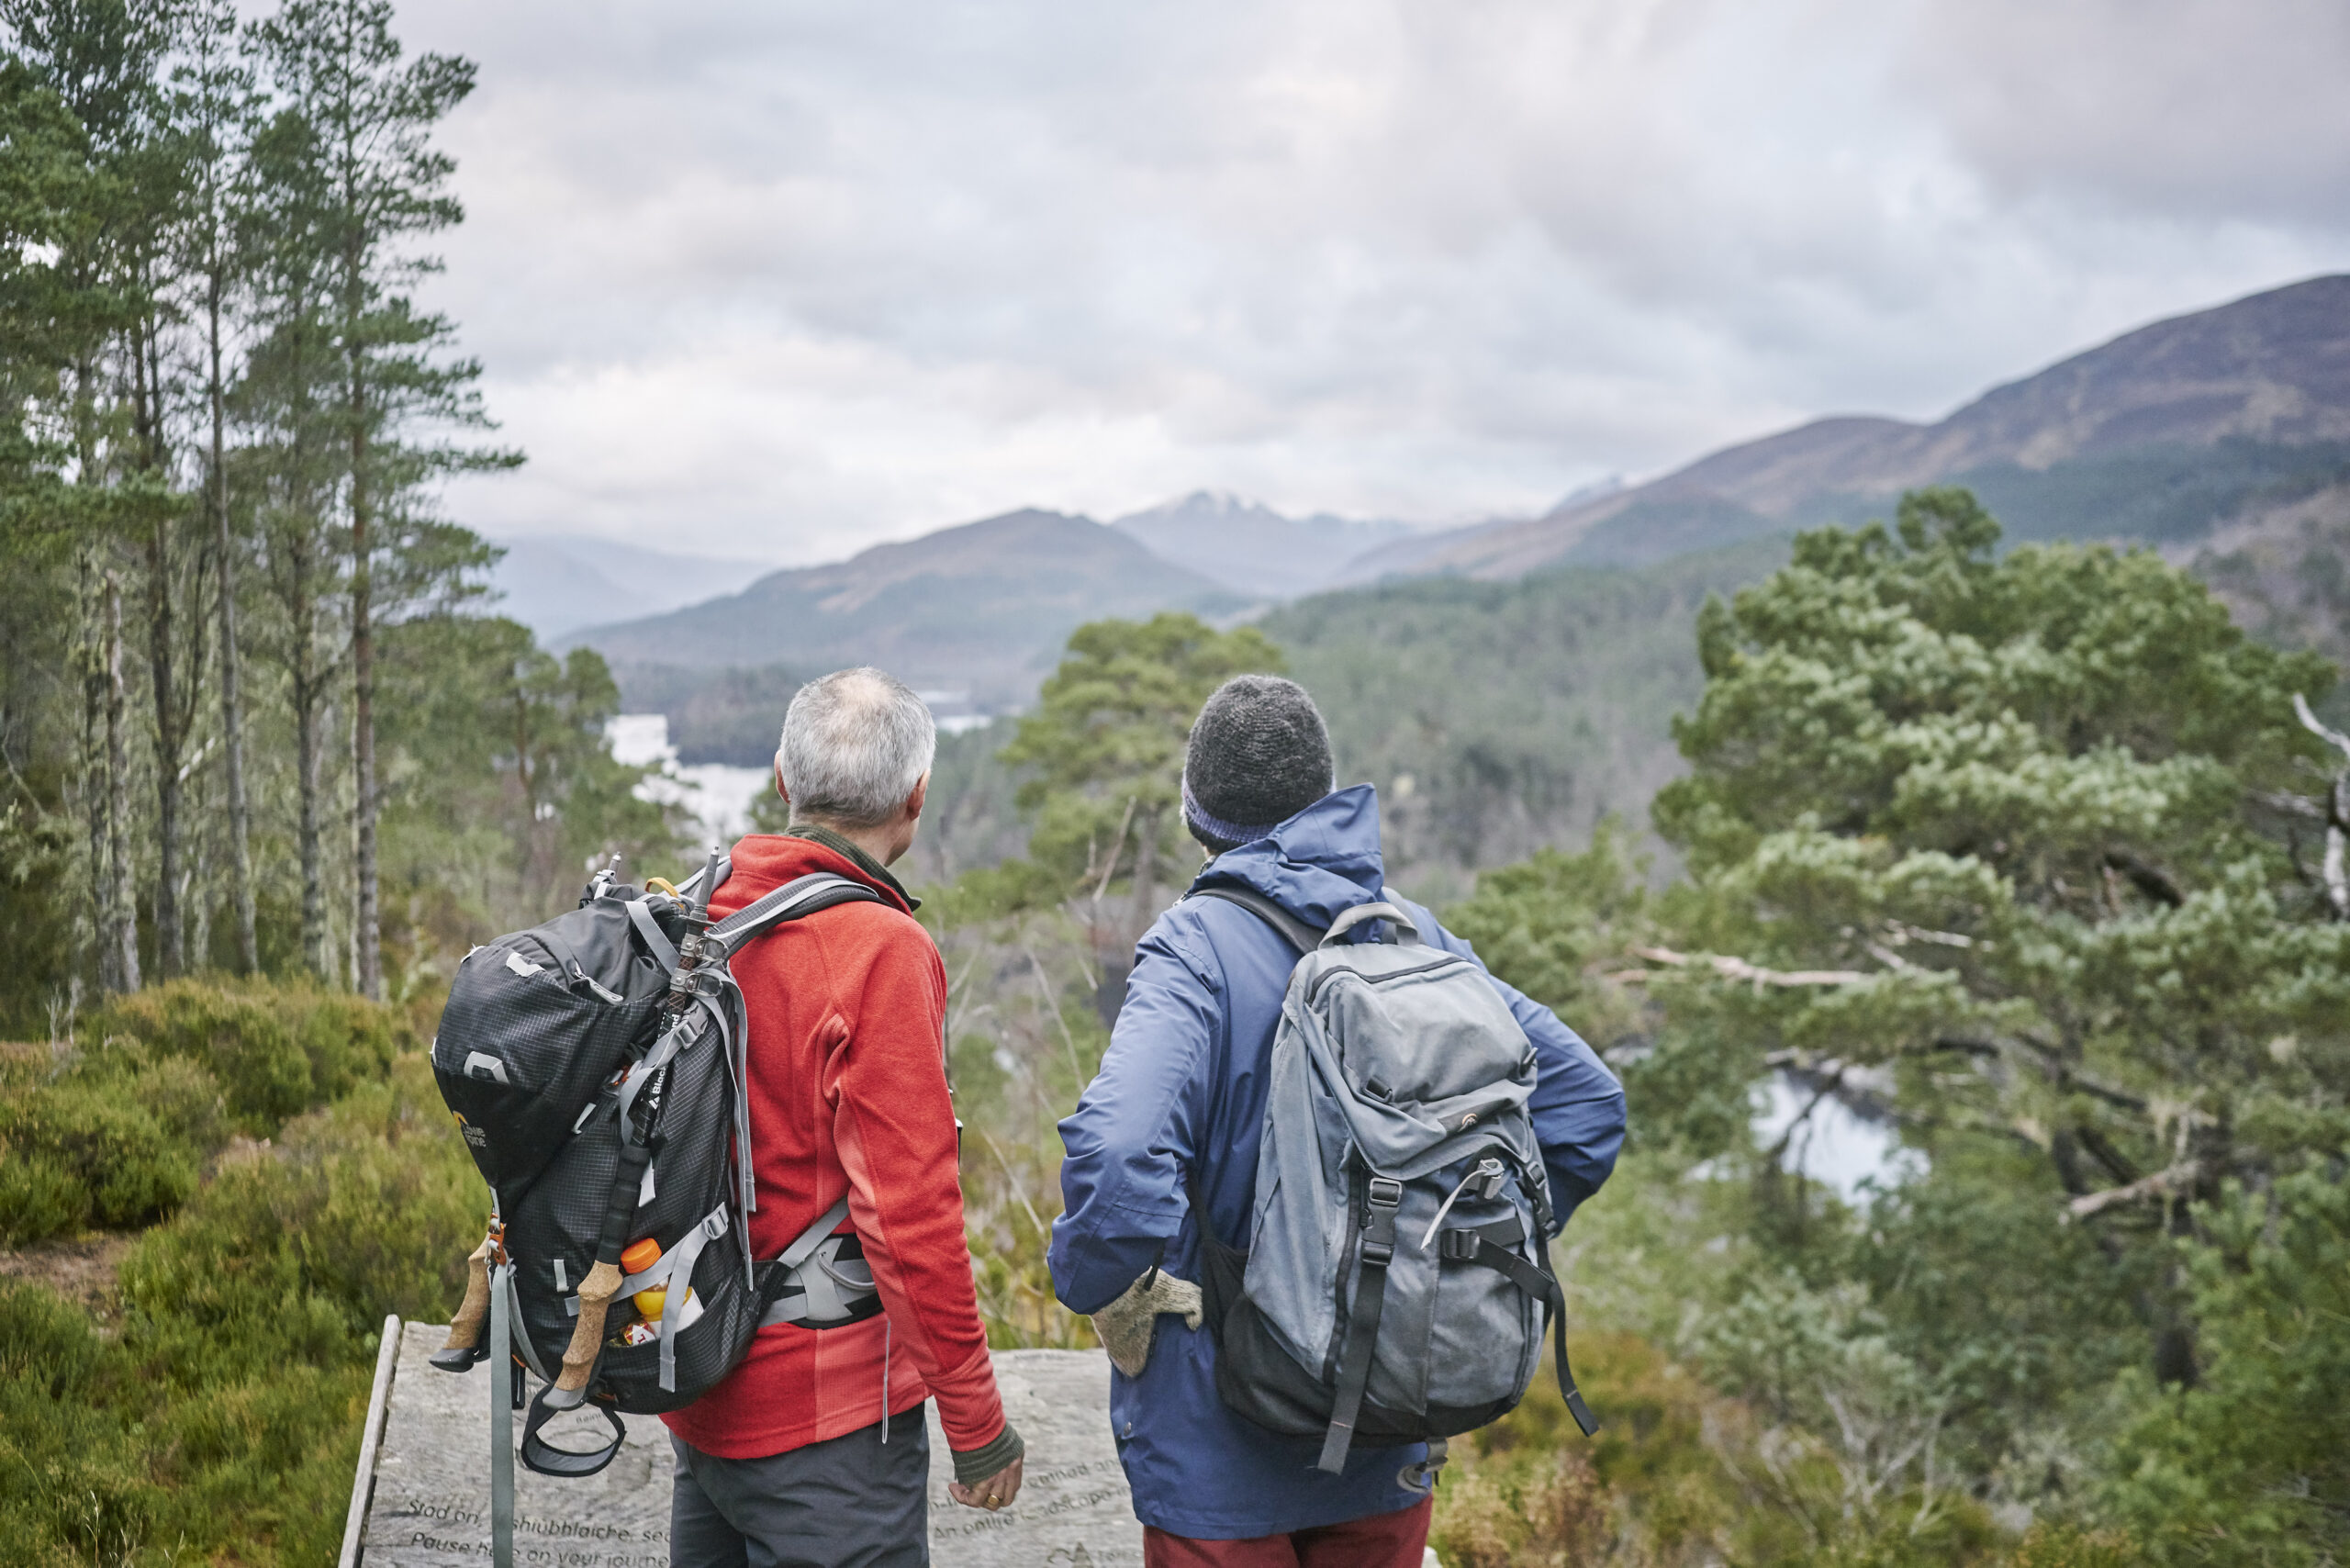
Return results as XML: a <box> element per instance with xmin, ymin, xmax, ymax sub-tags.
<box><xmin>1383</xmin><ymin>274</ymin><xmax>2350</xmax><ymax>578</ymax></box>
<box><xmin>485</xmin><ymin>536</ymin><xmax>775</xmax><ymax>640</ymax></box>
<box><xmin>543</xmin><ymin>273</ymin><xmax>2350</xmax><ymax>785</ymax></box>
<box><xmin>1109</xmin><ymin>491</ymin><xmax>1420</xmax><ymax>599</ymax></box>
<box><xmin>555</xmin><ymin>509</ymin><xmax>1250</xmax><ymax>711</ymax></box>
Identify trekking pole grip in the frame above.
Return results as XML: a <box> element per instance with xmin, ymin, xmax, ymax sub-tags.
<box><xmin>431</xmin><ymin>1230</ymin><xmax>497</xmax><ymax>1372</ymax></box>
<box><xmin>547</xmin><ymin>1137</ymin><xmax>655</xmax><ymax>1408</ymax></box>
<box><xmin>549</xmin><ymin>1260</ymin><xmax>624</xmax><ymax>1407</ymax></box>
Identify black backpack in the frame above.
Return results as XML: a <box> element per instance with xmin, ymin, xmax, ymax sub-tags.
<box><xmin>428</xmin><ymin>852</ymin><xmax>886</xmax><ymax>1510</ymax></box>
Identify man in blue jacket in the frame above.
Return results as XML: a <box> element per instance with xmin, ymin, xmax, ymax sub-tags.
<box><xmin>1049</xmin><ymin>675</ymin><xmax>1628</xmax><ymax>1566</ymax></box>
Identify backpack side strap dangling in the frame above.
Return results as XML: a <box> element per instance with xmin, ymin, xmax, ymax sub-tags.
<box><xmin>1315</xmin><ymin>1173</ymin><xmax>1405</xmax><ymax>1473</ymax></box>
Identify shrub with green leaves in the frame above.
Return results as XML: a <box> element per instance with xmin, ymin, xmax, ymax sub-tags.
<box><xmin>0</xmin><ymin>1051</ymin><xmax>480</xmax><ymax>1566</ymax></box>
<box><xmin>0</xmin><ymin>1081</ymin><xmax>197</xmax><ymax>1242</ymax></box>
<box><xmin>2100</xmin><ymin>1170</ymin><xmax>2350</xmax><ymax>1563</ymax></box>
<box><xmin>87</xmin><ymin>978</ymin><xmax>408</xmax><ymax>1129</ymax></box>
<box><xmin>0</xmin><ymin>981</ymin><xmax>412</xmax><ymax>1243</ymax></box>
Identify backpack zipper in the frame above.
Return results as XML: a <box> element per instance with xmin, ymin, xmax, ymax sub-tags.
<box><xmin>1304</xmin><ymin>952</ymin><xmax>1470</xmax><ymax>1008</ymax></box>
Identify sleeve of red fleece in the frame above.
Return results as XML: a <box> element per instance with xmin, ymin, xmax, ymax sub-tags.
<box><xmin>827</xmin><ymin>919</ymin><xmax>1008</xmax><ymax>1457</ymax></box>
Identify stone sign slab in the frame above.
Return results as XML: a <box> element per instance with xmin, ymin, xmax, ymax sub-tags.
<box><xmin>355</xmin><ymin>1322</ymin><xmax>1140</xmax><ymax>1567</ymax></box>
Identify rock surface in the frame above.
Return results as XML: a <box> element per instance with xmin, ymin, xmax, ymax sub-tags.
<box><xmin>359</xmin><ymin>1323</ymin><xmax>1139</xmax><ymax>1566</ymax></box>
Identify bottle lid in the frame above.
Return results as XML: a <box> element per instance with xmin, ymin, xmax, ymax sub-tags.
<box><xmin>621</xmin><ymin>1238</ymin><xmax>662</xmax><ymax>1273</ymax></box>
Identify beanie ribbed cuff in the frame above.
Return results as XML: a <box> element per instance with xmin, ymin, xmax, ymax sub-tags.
<box><xmin>1181</xmin><ymin>775</ymin><xmax>1276</xmax><ymax>850</ymax></box>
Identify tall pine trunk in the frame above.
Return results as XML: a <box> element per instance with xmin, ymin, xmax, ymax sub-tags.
<box><xmin>343</xmin><ymin>146</ymin><xmax>381</xmax><ymax>1000</ymax></box>
<box><xmin>209</xmin><ymin>271</ymin><xmax>258</xmax><ymax>973</ymax></box>
<box><xmin>80</xmin><ymin>556</ymin><xmax>112</xmax><ymax>988</ymax></box>
<box><xmin>144</xmin><ymin>511</ymin><xmax>182</xmax><ymax>976</ymax></box>
<box><xmin>135</xmin><ymin>316</ymin><xmax>186</xmax><ymax>978</ymax></box>
<box><xmin>102</xmin><ymin>572</ymin><xmax>140</xmax><ymax>992</ymax></box>
<box><xmin>290</xmin><ymin>532</ymin><xmax>330</xmax><ymax>980</ymax></box>
<box><xmin>347</xmin><ymin>375</ymin><xmax>378</xmax><ymax>998</ymax></box>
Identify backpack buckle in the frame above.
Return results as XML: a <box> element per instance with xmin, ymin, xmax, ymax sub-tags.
<box><xmin>1439</xmin><ymin>1229</ymin><xmax>1483</xmax><ymax>1262</ymax></box>
<box><xmin>1366</xmin><ymin>1177</ymin><xmax>1404</xmax><ymax>1208</ymax></box>
<box><xmin>1472</xmin><ymin>1157</ymin><xmax>1507</xmax><ymax>1201</ymax></box>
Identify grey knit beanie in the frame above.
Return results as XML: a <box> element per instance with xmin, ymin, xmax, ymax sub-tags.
<box><xmin>1182</xmin><ymin>676</ymin><xmax>1336</xmax><ymax>853</ymax></box>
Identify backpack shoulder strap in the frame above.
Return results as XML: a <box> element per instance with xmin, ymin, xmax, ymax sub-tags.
<box><xmin>1185</xmin><ymin>884</ymin><xmax>1324</xmax><ymax>955</ymax></box>
<box><xmin>710</xmin><ymin>872</ymin><xmax>883</xmax><ymax>949</ymax></box>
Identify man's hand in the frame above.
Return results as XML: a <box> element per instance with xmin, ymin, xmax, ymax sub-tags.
<box><xmin>948</xmin><ymin>1456</ymin><xmax>1024</xmax><ymax>1513</ymax></box>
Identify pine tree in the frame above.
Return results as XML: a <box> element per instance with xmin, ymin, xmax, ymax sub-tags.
<box><xmin>1000</xmin><ymin>611</ymin><xmax>1282</xmax><ymax>1014</ymax></box>
<box><xmin>0</xmin><ymin>0</ymin><xmax>178</xmax><ymax>993</ymax></box>
<box><xmin>1646</xmin><ymin>488</ymin><xmax>2349</xmax><ymax>1348</ymax></box>
<box><xmin>239</xmin><ymin>90</ymin><xmax>341</xmax><ymax>980</ymax></box>
<box><xmin>255</xmin><ymin>0</ymin><xmax>510</xmax><ymax>998</ymax></box>
<box><xmin>168</xmin><ymin>0</ymin><xmax>259</xmax><ymax>971</ymax></box>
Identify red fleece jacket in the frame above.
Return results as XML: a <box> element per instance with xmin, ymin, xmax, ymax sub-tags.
<box><xmin>661</xmin><ymin>833</ymin><xmax>1007</xmax><ymax>1461</ymax></box>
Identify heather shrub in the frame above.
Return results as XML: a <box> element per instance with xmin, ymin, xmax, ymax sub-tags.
<box><xmin>88</xmin><ymin>978</ymin><xmax>408</xmax><ymax>1129</ymax></box>
<box><xmin>0</xmin><ymin>1079</ymin><xmax>196</xmax><ymax>1239</ymax></box>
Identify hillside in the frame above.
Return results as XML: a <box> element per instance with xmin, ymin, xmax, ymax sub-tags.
<box><xmin>1392</xmin><ymin>274</ymin><xmax>2350</xmax><ymax>578</ymax></box>
<box><xmin>486</xmin><ymin>535</ymin><xmax>774</xmax><ymax>640</ymax></box>
<box><xmin>1270</xmin><ymin>539</ymin><xmax>1787</xmax><ymax>895</ymax></box>
<box><xmin>561</xmin><ymin>509</ymin><xmax>1248</xmax><ymax>710</ymax></box>
<box><xmin>1110</xmin><ymin>490</ymin><xmax>1420</xmax><ymax>598</ymax></box>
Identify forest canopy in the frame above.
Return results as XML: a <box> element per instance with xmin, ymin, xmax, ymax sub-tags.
<box><xmin>0</xmin><ymin>0</ymin><xmax>673</xmax><ymax>1035</ymax></box>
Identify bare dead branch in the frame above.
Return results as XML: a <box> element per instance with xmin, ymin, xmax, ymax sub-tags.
<box><xmin>1022</xmin><ymin>942</ymin><xmax>1089</xmax><ymax>1086</ymax></box>
<box><xmin>2065</xmin><ymin>1163</ymin><xmax>2197</xmax><ymax>1220</ymax></box>
<box><xmin>1884</xmin><ymin>922</ymin><xmax>1976</xmax><ymax>949</ymax></box>
<box><xmin>1088</xmin><ymin>795</ymin><xmax>1139</xmax><ymax>910</ymax></box>
<box><xmin>2255</xmin><ymin>789</ymin><xmax>2331</xmax><ymax>823</ymax></box>
<box><xmin>975</xmin><ymin>1126</ymin><xmax>1051</xmax><ymax>1238</ymax></box>
<box><xmin>1927</xmin><ymin>1036</ymin><xmax>2148</xmax><ymax>1112</ymax></box>
<box><xmin>2323</xmin><ymin>810</ymin><xmax>2349</xmax><ymax>922</ymax></box>
<box><xmin>1628</xmin><ymin>946</ymin><xmax>1868</xmax><ymax>988</ymax></box>
<box><xmin>2294</xmin><ymin>692</ymin><xmax>2350</xmax><ymax>765</ymax></box>
<box><xmin>1864</xmin><ymin>942</ymin><xmax>1924</xmax><ymax>974</ymax></box>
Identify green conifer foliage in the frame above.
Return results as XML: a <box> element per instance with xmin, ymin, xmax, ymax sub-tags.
<box><xmin>1641</xmin><ymin>487</ymin><xmax>2350</xmax><ymax>1553</ymax></box>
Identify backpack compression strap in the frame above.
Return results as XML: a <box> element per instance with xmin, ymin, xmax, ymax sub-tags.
<box><xmin>1438</xmin><ymin>1220</ymin><xmax>1600</xmax><ymax>1436</ymax></box>
<box><xmin>758</xmin><ymin>1194</ymin><xmax>883</xmax><ymax>1328</ymax></box>
<box><xmin>1318</xmin><ymin>1173</ymin><xmax>1404</xmax><ymax>1473</ymax></box>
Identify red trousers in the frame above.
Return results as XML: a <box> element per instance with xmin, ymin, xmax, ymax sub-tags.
<box><xmin>1143</xmin><ymin>1498</ymin><xmax>1433</xmax><ymax>1567</ymax></box>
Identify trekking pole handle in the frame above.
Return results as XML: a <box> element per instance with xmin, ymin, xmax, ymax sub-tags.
<box><xmin>548</xmin><ymin>1137</ymin><xmax>656</xmax><ymax>1409</ymax></box>
<box><xmin>666</xmin><ymin>845</ymin><xmax>724</xmax><ymax>1012</ymax></box>
<box><xmin>547</xmin><ymin>1260</ymin><xmax>624</xmax><ymax>1408</ymax></box>
<box><xmin>431</xmin><ymin>1228</ymin><xmax>498</xmax><ymax>1372</ymax></box>
<box><xmin>690</xmin><ymin>844</ymin><xmax>721</xmax><ymax>920</ymax></box>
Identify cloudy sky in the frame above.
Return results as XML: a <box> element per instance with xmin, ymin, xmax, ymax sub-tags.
<box><xmin>397</xmin><ymin>0</ymin><xmax>2350</xmax><ymax>566</ymax></box>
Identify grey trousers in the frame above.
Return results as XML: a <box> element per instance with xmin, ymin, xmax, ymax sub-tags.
<box><xmin>669</xmin><ymin>1405</ymin><xmax>931</xmax><ymax>1568</ymax></box>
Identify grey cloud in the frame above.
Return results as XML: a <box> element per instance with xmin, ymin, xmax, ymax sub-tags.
<box><xmin>383</xmin><ymin>0</ymin><xmax>2350</xmax><ymax>565</ymax></box>
<box><xmin>1909</xmin><ymin>0</ymin><xmax>2350</xmax><ymax>224</ymax></box>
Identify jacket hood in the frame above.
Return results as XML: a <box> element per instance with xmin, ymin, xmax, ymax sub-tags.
<box><xmin>1188</xmin><ymin>783</ymin><xmax>1384</xmax><ymax>928</ymax></box>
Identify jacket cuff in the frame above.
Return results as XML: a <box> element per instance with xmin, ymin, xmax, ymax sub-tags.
<box><xmin>950</xmin><ymin>1421</ymin><xmax>1024</xmax><ymax>1485</ymax></box>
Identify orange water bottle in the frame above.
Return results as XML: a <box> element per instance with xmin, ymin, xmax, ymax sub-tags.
<box><xmin>620</xmin><ymin>1237</ymin><xmax>693</xmax><ymax>1321</ymax></box>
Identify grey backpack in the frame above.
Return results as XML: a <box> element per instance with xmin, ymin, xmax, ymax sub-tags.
<box><xmin>1186</xmin><ymin>887</ymin><xmax>1598</xmax><ymax>1475</ymax></box>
